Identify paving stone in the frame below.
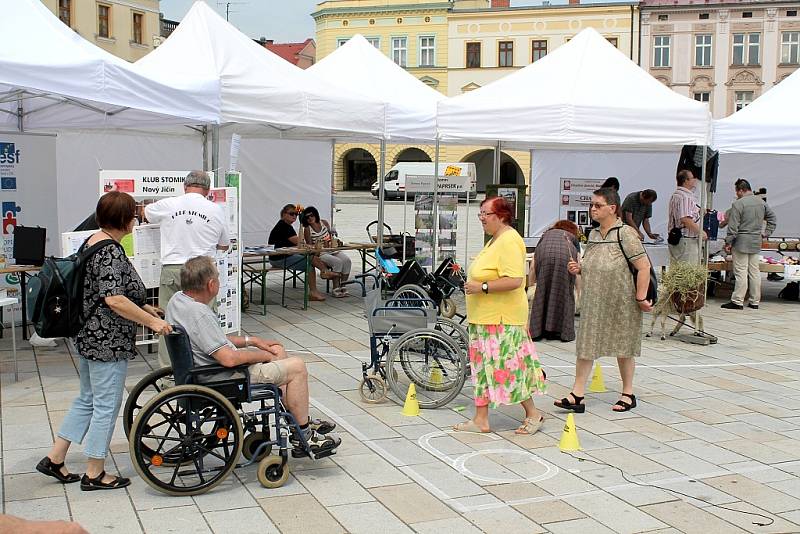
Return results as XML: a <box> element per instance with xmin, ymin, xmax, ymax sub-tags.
<box><xmin>294</xmin><ymin>467</ymin><xmax>374</xmax><ymax>506</ymax></box>
<box><xmin>543</xmin><ymin>517</ymin><xmax>620</xmax><ymax>534</ymax></box>
<box><xmin>333</xmin><ymin>452</ymin><xmax>410</xmax><ymax>488</ymax></box>
<box><xmin>259</xmin><ymin>494</ymin><xmax>346</xmax><ymax>534</ymax></box>
<box><xmin>703</xmin><ymin>474</ymin><xmax>800</xmax><ymax>514</ymax></box>
<box><xmin>564</xmin><ymin>491</ymin><xmax>666</xmax><ymax>533</ymax></box>
<box><xmin>3</xmin><ymin>472</ymin><xmax>64</xmax><ymax>501</ymax></box>
<box><xmin>139</xmin><ymin>505</ymin><xmax>210</xmax><ymax>534</ymax></box>
<box><xmin>641</xmin><ymin>500</ymin><xmax>749</xmax><ymax>533</ymax></box>
<box><xmin>203</xmin><ymin>507</ymin><xmax>279</xmax><ymax>534</ymax></box>
<box><xmin>410</xmin><ymin>517</ymin><xmax>485</xmax><ymax>534</ymax></box>
<box><xmin>328</xmin><ymin>501</ymin><xmax>414</xmax><ymax>534</ymax></box>
<box><xmin>702</xmin><ymin>500</ymin><xmax>800</xmax><ymax>534</ymax></box>
<box><xmin>463</xmin><ymin>501</ymin><xmax>547</xmax><ymax>533</ymax></box>
<box><xmin>371</xmin><ymin>483</ymin><xmax>456</xmax><ymax>523</ymax></box>
<box><xmin>4</xmin><ymin>495</ymin><xmax>70</xmax><ymax>522</ymax></box>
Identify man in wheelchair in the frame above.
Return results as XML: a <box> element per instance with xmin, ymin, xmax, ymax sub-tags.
<box><xmin>166</xmin><ymin>256</ymin><xmax>341</xmax><ymax>455</ymax></box>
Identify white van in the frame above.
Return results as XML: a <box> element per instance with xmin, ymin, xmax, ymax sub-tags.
<box><xmin>371</xmin><ymin>162</ymin><xmax>477</xmax><ymax>200</ymax></box>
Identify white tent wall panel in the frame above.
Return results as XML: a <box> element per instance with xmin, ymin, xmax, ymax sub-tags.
<box><xmin>56</xmin><ymin>130</ymin><xmax>204</xmax><ymax>236</ymax></box>
<box><xmin>215</xmin><ymin>136</ymin><xmax>333</xmax><ymax>247</ymax></box>
<box><xmin>716</xmin><ymin>153</ymin><xmax>800</xmax><ymax>237</ymax></box>
<box><xmin>529</xmin><ymin>149</ymin><xmax>681</xmax><ymax>239</ymax></box>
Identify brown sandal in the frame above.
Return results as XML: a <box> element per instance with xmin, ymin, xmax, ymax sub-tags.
<box><xmin>515</xmin><ymin>416</ymin><xmax>544</xmax><ymax>435</ymax></box>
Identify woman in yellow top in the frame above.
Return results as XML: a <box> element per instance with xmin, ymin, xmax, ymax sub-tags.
<box><xmin>454</xmin><ymin>197</ymin><xmax>547</xmax><ymax>435</ymax></box>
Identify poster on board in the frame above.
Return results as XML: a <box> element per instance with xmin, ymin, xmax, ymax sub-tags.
<box><xmin>559</xmin><ymin>178</ymin><xmax>605</xmax><ymax>235</ymax></box>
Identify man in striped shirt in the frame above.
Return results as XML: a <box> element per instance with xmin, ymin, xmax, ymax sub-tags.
<box><xmin>668</xmin><ymin>170</ymin><xmax>706</xmax><ymax>264</ymax></box>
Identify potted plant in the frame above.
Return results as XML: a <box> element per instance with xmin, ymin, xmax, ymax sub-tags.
<box><xmin>658</xmin><ymin>261</ymin><xmax>708</xmax><ymax>314</ymax></box>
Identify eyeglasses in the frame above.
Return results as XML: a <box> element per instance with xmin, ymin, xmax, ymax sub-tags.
<box><xmin>589</xmin><ymin>202</ymin><xmax>609</xmax><ymax>209</ymax></box>
<box><xmin>478</xmin><ymin>212</ymin><xmax>496</xmax><ymax>219</ymax></box>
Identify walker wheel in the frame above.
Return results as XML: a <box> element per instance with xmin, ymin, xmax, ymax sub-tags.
<box><xmin>440</xmin><ymin>298</ymin><xmax>457</xmax><ymax>319</ymax></box>
<box><xmin>242</xmin><ymin>431</ymin><xmax>271</xmax><ymax>462</ymax></box>
<box><xmin>257</xmin><ymin>455</ymin><xmax>289</xmax><ymax>488</ymax></box>
<box><xmin>359</xmin><ymin>375</ymin><xmax>387</xmax><ymax>404</ymax></box>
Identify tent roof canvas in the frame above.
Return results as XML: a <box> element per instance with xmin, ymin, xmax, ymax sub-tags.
<box><xmin>713</xmin><ymin>69</ymin><xmax>800</xmax><ymax>155</ymax></box>
<box><xmin>308</xmin><ymin>34</ymin><xmax>444</xmax><ymax>142</ymax></box>
<box><xmin>136</xmin><ymin>2</ymin><xmax>385</xmax><ymax>140</ymax></box>
<box><xmin>436</xmin><ymin>28</ymin><xmax>710</xmax><ymax>149</ymax></box>
<box><xmin>0</xmin><ymin>0</ymin><xmax>219</xmax><ymax>130</ymax></box>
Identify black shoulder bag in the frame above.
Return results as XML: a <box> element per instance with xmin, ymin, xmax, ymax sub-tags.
<box><xmin>616</xmin><ymin>228</ymin><xmax>658</xmax><ymax>305</ymax></box>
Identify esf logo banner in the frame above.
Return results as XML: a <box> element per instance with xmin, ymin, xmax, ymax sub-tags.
<box><xmin>0</xmin><ymin>143</ymin><xmax>21</xmax><ymax>165</ymax></box>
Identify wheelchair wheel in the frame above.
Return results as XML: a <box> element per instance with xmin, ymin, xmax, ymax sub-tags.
<box><xmin>129</xmin><ymin>385</ymin><xmax>243</xmax><ymax>496</ymax></box>
<box><xmin>242</xmin><ymin>431</ymin><xmax>272</xmax><ymax>462</ymax></box>
<box><xmin>391</xmin><ymin>284</ymin><xmax>432</xmax><ymax>308</ymax></box>
<box><xmin>123</xmin><ymin>366</ymin><xmax>173</xmax><ymax>440</ymax></box>
<box><xmin>386</xmin><ymin>328</ymin><xmax>466</xmax><ymax>409</ymax></box>
<box><xmin>439</xmin><ymin>298</ymin><xmax>457</xmax><ymax>318</ymax></box>
<box><xmin>434</xmin><ymin>317</ymin><xmax>469</xmax><ymax>354</ymax></box>
<box><xmin>359</xmin><ymin>374</ymin><xmax>387</xmax><ymax>404</ymax></box>
<box><xmin>257</xmin><ymin>455</ymin><xmax>289</xmax><ymax>489</ymax></box>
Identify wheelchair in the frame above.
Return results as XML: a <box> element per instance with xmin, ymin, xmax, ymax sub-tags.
<box><xmin>126</xmin><ymin>326</ymin><xmax>335</xmax><ymax>496</ymax></box>
<box><xmin>358</xmin><ymin>289</ymin><xmax>467</xmax><ymax>408</ymax></box>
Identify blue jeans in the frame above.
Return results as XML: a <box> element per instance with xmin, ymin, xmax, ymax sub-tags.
<box><xmin>270</xmin><ymin>254</ymin><xmax>307</xmax><ymax>271</ymax></box>
<box><xmin>58</xmin><ymin>356</ymin><xmax>128</xmax><ymax>459</ymax></box>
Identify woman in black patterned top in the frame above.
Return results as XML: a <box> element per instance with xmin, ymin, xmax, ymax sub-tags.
<box><xmin>37</xmin><ymin>192</ymin><xmax>171</xmax><ymax>491</ymax></box>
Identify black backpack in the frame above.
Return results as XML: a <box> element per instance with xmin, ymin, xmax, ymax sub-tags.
<box><xmin>26</xmin><ymin>239</ymin><xmax>123</xmax><ymax>338</ymax></box>
<box><xmin>778</xmin><ymin>282</ymin><xmax>799</xmax><ymax>301</ymax></box>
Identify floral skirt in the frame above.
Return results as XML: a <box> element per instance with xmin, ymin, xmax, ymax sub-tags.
<box><xmin>467</xmin><ymin>323</ymin><xmax>547</xmax><ymax>409</ymax></box>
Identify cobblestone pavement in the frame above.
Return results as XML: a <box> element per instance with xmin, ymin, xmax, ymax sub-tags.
<box><xmin>2</xmin><ymin>200</ymin><xmax>800</xmax><ymax>533</ymax></box>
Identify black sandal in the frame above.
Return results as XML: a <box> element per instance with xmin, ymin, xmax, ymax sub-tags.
<box><xmin>36</xmin><ymin>456</ymin><xmax>80</xmax><ymax>483</ymax></box>
<box><xmin>554</xmin><ymin>392</ymin><xmax>585</xmax><ymax>413</ymax></box>
<box><xmin>612</xmin><ymin>393</ymin><xmax>637</xmax><ymax>412</ymax></box>
<box><xmin>80</xmin><ymin>471</ymin><xmax>131</xmax><ymax>491</ymax></box>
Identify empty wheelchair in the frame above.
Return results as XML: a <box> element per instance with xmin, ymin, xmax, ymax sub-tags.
<box><xmin>359</xmin><ymin>289</ymin><xmax>467</xmax><ymax>408</ymax></box>
<box><xmin>127</xmin><ymin>326</ymin><xmax>335</xmax><ymax>496</ymax></box>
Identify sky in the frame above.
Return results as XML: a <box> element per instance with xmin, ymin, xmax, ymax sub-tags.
<box><xmin>160</xmin><ymin>1</ymin><xmax>581</xmax><ymax>42</ymax></box>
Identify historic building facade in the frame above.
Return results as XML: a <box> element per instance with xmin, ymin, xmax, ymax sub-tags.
<box><xmin>42</xmin><ymin>0</ymin><xmax>161</xmax><ymax>61</ymax></box>
<box><xmin>640</xmin><ymin>0</ymin><xmax>800</xmax><ymax>118</ymax></box>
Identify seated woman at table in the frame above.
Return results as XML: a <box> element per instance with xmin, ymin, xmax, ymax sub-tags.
<box><xmin>301</xmin><ymin>206</ymin><xmax>352</xmax><ymax>298</ymax></box>
<box><xmin>268</xmin><ymin>204</ymin><xmax>332</xmax><ymax>302</ymax></box>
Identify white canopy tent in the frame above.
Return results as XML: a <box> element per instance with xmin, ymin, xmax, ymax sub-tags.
<box><xmin>135</xmin><ymin>1</ymin><xmax>385</xmax><ymax>141</ymax></box>
<box><xmin>712</xmin><ymin>69</ymin><xmax>800</xmax><ymax>235</ymax></box>
<box><xmin>437</xmin><ymin>28</ymin><xmax>710</xmax><ymax>149</ymax></box>
<box><xmin>308</xmin><ymin>34</ymin><xmax>444</xmax><ymax>143</ymax></box>
<box><xmin>713</xmin><ymin>68</ymin><xmax>800</xmax><ymax>155</ymax></box>
<box><xmin>0</xmin><ymin>0</ymin><xmax>219</xmax><ymax>131</ymax></box>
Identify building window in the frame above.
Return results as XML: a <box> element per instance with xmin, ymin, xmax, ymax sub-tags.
<box><xmin>732</xmin><ymin>33</ymin><xmax>759</xmax><ymax>65</ymax></box>
<box><xmin>58</xmin><ymin>0</ymin><xmax>71</xmax><ymax>25</ymax></box>
<box><xmin>695</xmin><ymin>34</ymin><xmax>712</xmax><ymax>66</ymax></box>
<box><xmin>653</xmin><ymin>35</ymin><xmax>671</xmax><ymax>67</ymax></box>
<box><xmin>366</xmin><ymin>37</ymin><xmax>380</xmax><ymax>49</ymax></box>
<box><xmin>694</xmin><ymin>91</ymin><xmax>710</xmax><ymax>102</ymax></box>
<box><xmin>658</xmin><ymin>14</ymin><xmax>668</xmax><ymax>21</ymax></box>
<box><xmin>606</xmin><ymin>37</ymin><xmax>618</xmax><ymax>48</ymax></box>
<box><xmin>337</xmin><ymin>38</ymin><xmax>349</xmax><ymax>47</ymax></box>
<box><xmin>742</xmin><ymin>11</ymin><xmax>753</xmax><ymax>18</ymax></box>
<box><xmin>419</xmin><ymin>36</ymin><xmax>435</xmax><ymax>66</ymax></box>
<box><xmin>98</xmin><ymin>4</ymin><xmax>110</xmax><ymax>38</ymax></box>
<box><xmin>498</xmin><ymin>41</ymin><xmax>513</xmax><ymax>67</ymax></box>
<box><xmin>466</xmin><ymin>42</ymin><xmax>481</xmax><ymax>68</ymax></box>
<box><xmin>392</xmin><ymin>37</ymin><xmax>407</xmax><ymax>67</ymax></box>
<box><xmin>735</xmin><ymin>90</ymin><xmax>753</xmax><ymax>111</ymax></box>
<box><xmin>699</xmin><ymin>13</ymin><xmax>709</xmax><ymax>20</ymax></box>
<box><xmin>531</xmin><ymin>40</ymin><xmax>547</xmax><ymax>62</ymax></box>
<box><xmin>132</xmin><ymin>12</ymin><xmax>144</xmax><ymax>45</ymax></box>
<box><xmin>781</xmin><ymin>32</ymin><xmax>800</xmax><ymax>64</ymax></box>
<box><xmin>788</xmin><ymin>10</ymin><xmax>797</xmax><ymax>17</ymax></box>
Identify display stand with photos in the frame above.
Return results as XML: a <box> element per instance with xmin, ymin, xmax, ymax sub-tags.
<box><xmin>404</xmin><ymin>172</ymin><xmax>472</xmax><ymax>268</ymax></box>
<box><xmin>62</xmin><ymin>171</ymin><xmax>242</xmax><ymax>346</ymax></box>
<box><xmin>485</xmin><ymin>184</ymin><xmax>528</xmax><ymax>238</ymax></box>
<box><xmin>557</xmin><ymin>178</ymin><xmax>605</xmax><ymax>238</ymax></box>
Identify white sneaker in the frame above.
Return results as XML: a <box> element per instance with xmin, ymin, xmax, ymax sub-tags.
<box><xmin>29</xmin><ymin>333</ymin><xmax>58</xmax><ymax>347</ymax></box>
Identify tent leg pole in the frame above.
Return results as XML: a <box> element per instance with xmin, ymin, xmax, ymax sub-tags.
<box><xmin>377</xmin><ymin>139</ymin><xmax>386</xmax><ymax>246</ymax></box>
<box><xmin>432</xmin><ymin>140</ymin><xmax>440</xmax><ymax>269</ymax></box>
<box><xmin>202</xmin><ymin>125</ymin><xmax>209</xmax><ymax>171</ymax></box>
<box><xmin>330</xmin><ymin>140</ymin><xmax>336</xmax><ymax>228</ymax></box>
<box><xmin>697</xmin><ymin>145</ymin><xmax>709</xmax><ymax>337</ymax></box>
<box><xmin>16</xmin><ymin>98</ymin><xmax>23</xmax><ymax>132</ymax></box>
<box><xmin>493</xmin><ymin>141</ymin><xmax>500</xmax><ymax>185</ymax></box>
<box><xmin>211</xmin><ymin>124</ymin><xmax>220</xmax><ymax>186</ymax></box>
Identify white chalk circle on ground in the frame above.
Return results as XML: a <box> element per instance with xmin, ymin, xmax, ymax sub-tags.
<box><xmin>418</xmin><ymin>430</ymin><xmax>560</xmax><ymax>485</ymax></box>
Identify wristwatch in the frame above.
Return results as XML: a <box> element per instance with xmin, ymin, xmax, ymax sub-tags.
<box><xmin>481</xmin><ymin>282</ymin><xmax>489</xmax><ymax>294</ymax></box>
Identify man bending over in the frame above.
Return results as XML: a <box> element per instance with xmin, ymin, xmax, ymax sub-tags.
<box><xmin>166</xmin><ymin>256</ymin><xmax>340</xmax><ymax>455</ymax></box>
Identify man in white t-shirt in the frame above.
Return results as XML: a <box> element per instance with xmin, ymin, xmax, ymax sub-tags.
<box><xmin>145</xmin><ymin>170</ymin><xmax>230</xmax><ymax>367</ymax></box>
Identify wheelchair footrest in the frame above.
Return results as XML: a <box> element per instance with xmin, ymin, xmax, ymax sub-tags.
<box><xmin>290</xmin><ymin>448</ymin><xmax>338</xmax><ymax>460</ymax></box>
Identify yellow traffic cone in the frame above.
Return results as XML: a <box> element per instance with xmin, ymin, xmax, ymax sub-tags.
<box><xmin>401</xmin><ymin>383</ymin><xmax>420</xmax><ymax>416</ymax></box>
<box><xmin>429</xmin><ymin>366</ymin><xmax>444</xmax><ymax>386</ymax></box>
<box><xmin>558</xmin><ymin>413</ymin><xmax>582</xmax><ymax>452</ymax></box>
<box><xmin>588</xmin><ymin>362</ymin><xmax>607</xmax><ymax>393</ymax></box>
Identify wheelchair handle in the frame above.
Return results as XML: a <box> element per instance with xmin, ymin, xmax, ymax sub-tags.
<box><xmin>371</xmin><ymin>306</ymin><xmax>429</xmax><ymax>317</ymax></box>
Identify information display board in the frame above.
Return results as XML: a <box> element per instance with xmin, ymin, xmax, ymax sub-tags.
<box><xmin>559</xmin><ymin>178</ymin><xmax>605</xmax><ymax>235</ymax></box>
